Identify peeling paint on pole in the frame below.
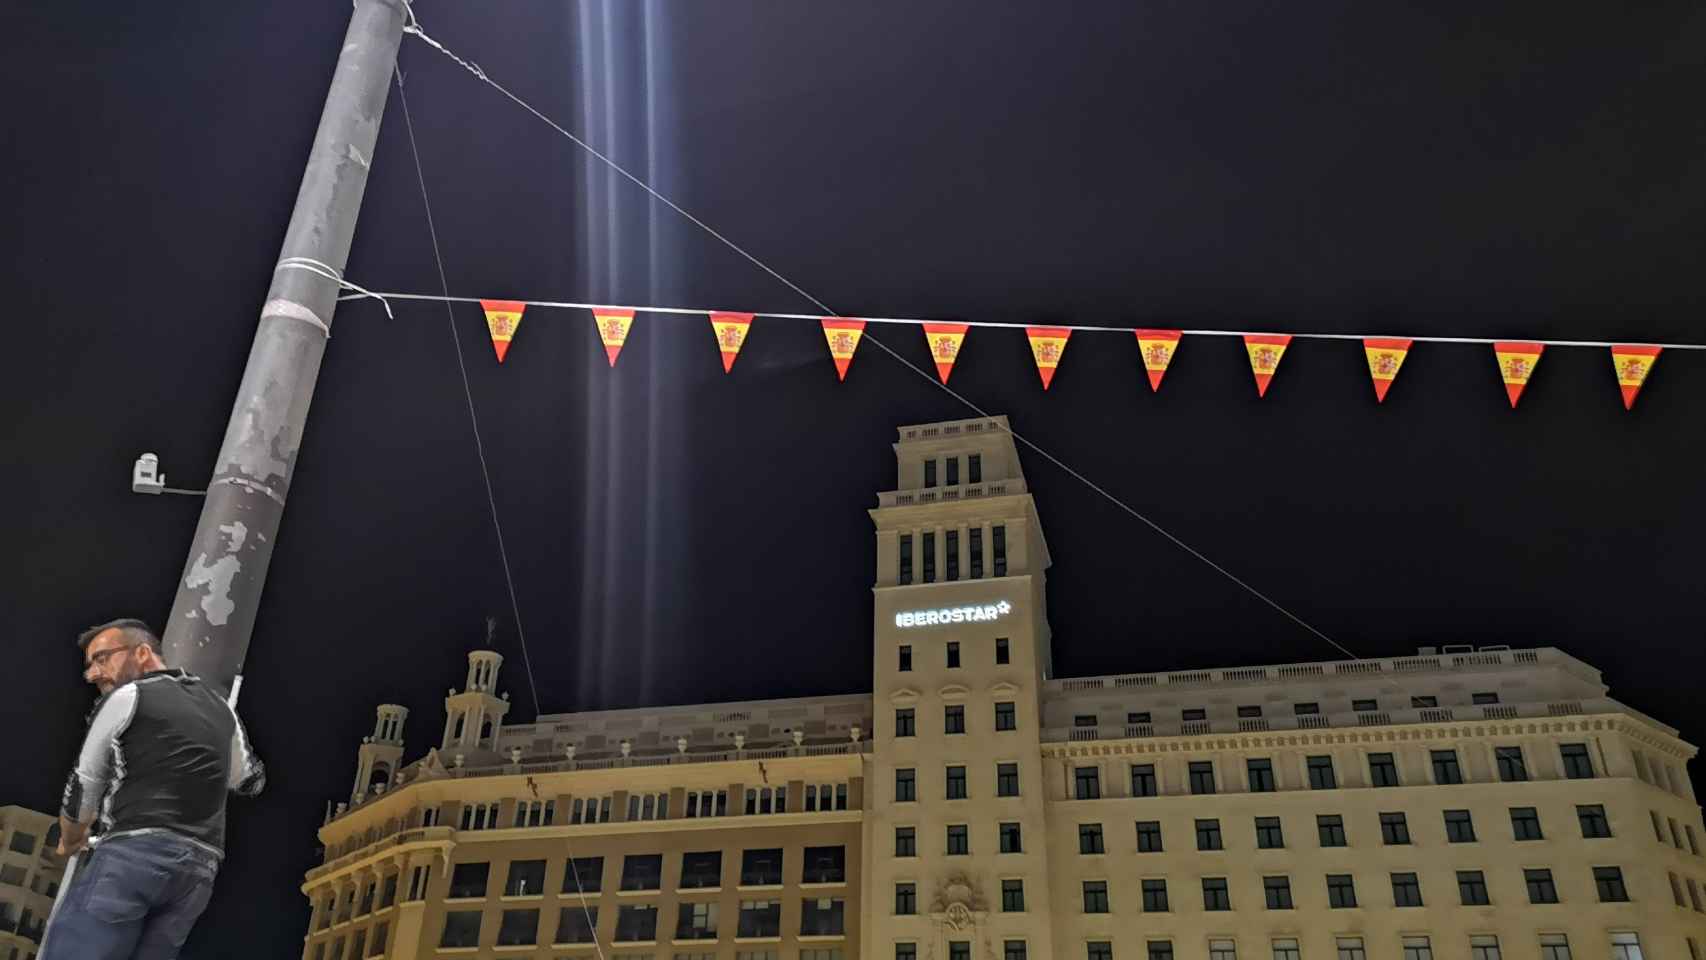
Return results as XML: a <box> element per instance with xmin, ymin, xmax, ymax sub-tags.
<box><xmin>161</xmin><ymin>0</ymin><xmax>408</xmax><ymax>694</ymax></box>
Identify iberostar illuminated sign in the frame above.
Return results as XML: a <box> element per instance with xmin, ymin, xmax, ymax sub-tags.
<box><xmin>895</xmin><ymin>600</ymin><xmax>1013</xmax><ymax>628</ymax></box>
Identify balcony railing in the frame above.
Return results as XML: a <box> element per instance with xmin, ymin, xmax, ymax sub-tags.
<box><xmin>878</xmin><ymin>481</ymin><xmax>1019</xmax><ymax>508</ymax></box>
<box><xmin>1042</xmin><ymin>696</ymin><xmax>1640</xmax><ymax>745</ymax></box>
<box><xmin>1044</xmin><ymin>646</ymin><xmax>1586</xmax><ymax>694</ymax></box>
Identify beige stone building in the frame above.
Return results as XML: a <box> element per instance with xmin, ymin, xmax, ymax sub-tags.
<box><xmin>0</xmin><ymin>804</ymin><xmax>64</xmax><ymax>960</ymax></box>
<box><xmin>302</xmin><ymin>415</ymin><xmax>1706</xmax><ymax>960</ymax></box>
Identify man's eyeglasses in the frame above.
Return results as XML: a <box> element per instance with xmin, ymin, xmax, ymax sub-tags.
<box><xmin>85</xmin><ymin>645</ymin><xmax>135</xmax><ymax>670</ymax></box>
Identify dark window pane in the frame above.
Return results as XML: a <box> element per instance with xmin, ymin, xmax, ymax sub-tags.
<box><xmin>448</xmin><ymin>862</ymin><xmax>489</xmax><ymax>900</ymax></box>
<box><xmin>739</xmin><ymin>849</ymin><xmax>783</xmax><ymax>887</ymax></box>
<box><xmin>619</xmin><ymin>854</ymin><xmax>662</xmax><ymax>891</ymax></box>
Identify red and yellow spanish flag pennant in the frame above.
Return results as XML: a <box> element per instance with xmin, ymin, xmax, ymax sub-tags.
<box><xmin>480</xmin><ymin>299</ymin><xmax>526</xmax><ymax>364</ymax></box>
<box><xmin>1362</xmin><ymin>338</ymin><xmax>1413</xmax><ymax>403</ymax></box>
<box><xmin>1134</xmin><ymin>329</ymin><xmax>1182</xmax><ymax>392</ymax></box>
<box><xmin>1492</xmin><ymin>341</ymin><xmax>1544</xmax><ymax>408</ymax></box>
<box><xmin>922</xmin><ymin>323</ymin><xmax>969</xmax><ymax>384</ymax></box>
<box><xmin>1243</xmin><ymin>334</ymin><xmax>1292</xmax><ymax>397</ymax></box>
<box><xmin>708</xmin><ymin>312</ymin><xmax>754</xmax><ymax>374</ymax></box>
<box><xmin>591</xmin><ymin>308</ymin><xmax>635</xmax><ymax>367</ymax></box>
<box><xmin>1610</xmin><ymin>344</ymin><xmax>1661</xmax><ymax>410</ymax></box>
<box><xmin>821</xmin><ymin>319</ymin><xmax>866</xmax><ymax>381</ymax></box>
<box><xmin>1026</xmin><ymin>327</ymin><xmax>1072</xmax><ymax>390</ymax></box>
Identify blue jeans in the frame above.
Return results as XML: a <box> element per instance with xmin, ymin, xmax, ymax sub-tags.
<box><xmin>40</xmin><ymin>830</ymin><xmax>221</xmax><ymax>960</ymax></box>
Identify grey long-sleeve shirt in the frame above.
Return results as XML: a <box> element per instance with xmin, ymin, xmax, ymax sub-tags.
<box><xmin>61</xmin><ymin>668</ymin><xmax>265</xmax><ymax>854</ymax></box>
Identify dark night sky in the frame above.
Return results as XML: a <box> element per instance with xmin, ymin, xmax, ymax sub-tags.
<box><xmin>5</xmin><ymin>2</ymin><xmax>1705</xmax><ymax>955</ymax></box>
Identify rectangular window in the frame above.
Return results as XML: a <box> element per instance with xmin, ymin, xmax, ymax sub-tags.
<box><xmin>1431</xmin><ymin>749</ymin><xmax>1464</xmax><ymax>784</ymax></box>
<box><xmin>994</xmin><ymin>701</ymin><xmax>1016</xmax><ymax>731</ymax></box>
<box><xmin>1136</xmin><ymin>820</ymin><xmax>1163</xmax><ymax>852</ymax></box>
<box><xmin>1142</xmin><ymin>877</ymin><xmax>1169</xmax><ymax>911</ymax></box>
<box><xmin>620</xmin><ymin>854</ymin><xmax>662</xmax><ymax>892</ymax></box>
<box><xmin>1496</xmin><ymin>746</ymin><xmax>1528</xmax><ymax>781</ymax></box>
<box><xmin>1444</xmin><ymin>809</ymin><xmax>1476</xmax><ymax>842</ymax></box>
<box><xmin>1380</xmin><ymin>811</ymin><xmax>1410</xmax><ymax>844</ymax></box>
<box><xmin>1248</xmin><ymin>758</ymin><xmax>1276</xmax><ymax>792</ymax></box>
<box><xmin>1295</xmin><ymin>701</ymin><xmax>1321</xmax><ymax>715</ymax></box>
<box><xmin>994</xmin><ymin>636</ymin><xmax>1009</xmax><ymax>664</ymax></box>
<box><xmin>1352</xmin><ymin>698</ymin><xmax>1378</xmax><ymax>712</ymax></box>
<box><xmin>1539</xmin><ymin>935</ymin><xmax>1571</xmax><ymax>960</ymax></box>
<box><xmin>1369</xmin><ymin>752</ymin><xmax>1400</xmax><ymax>786</ymax></box>
<box><xmin>1238</xmin><ymin>704</ymin><xmax>1263</xmax><ymax>718</ymax></box>
<box><xmin>945</xmin><ymin>530</ymin><xmax>960</xmax><ymax>581</ymax></box>
<box><xmin>1189</xmin><ymin>761</ymin><xmax>1217</xmax><ymax>794</ymax></box>
<box><xmin>1004</xmin><ymin>942</ymin><xmax>1028</xmax><ymax>960</ymax></box>
<box><xmin>951</xmin><ymin>946</ymin><xmax>972</xmax><ymax>960</ymax></box>
<box><xmin>898</xmin><ymin>644</ymin><xmax>912</xmax><ymax>672</ymax></box>
<box><xmin>1256</xmin><ymin>816</ymin><xmax>1284</xmax><ymax>849</ymax></box>
<box><xmin>739</xmin><ymin>849</ymin><xmax>783</xmax><ymax>887</ymax></box>
<box><xmin>970</xmin><ymin>528</ymin><xmax>984</xmax><ymax>579</ymax></box>
<box><xmin>1307</xmin><ymin>755</ymin><xmax>1337</xmax><ymax>789</ymax></box>
<box><xmin>946</xmin><ymin>824</ymin><xmax>969</xmax><ymax>855</ymax></box>
<box><xmin>1211</xmin><ymin>941</ymin><xmax>1238</xmax><ymax>960</ymax></box>
<box><xmin>1182</xmin><ymin>707</ymin><xmax>1207</xmax><ymax>722</ymax></box>
<box><xmin>803</xmin><ymin>846</ymin><xmax>845</xmax><ymax>884</ymax></box>
<box><xmin>1090</xmin><ymin>944</ymin><xmax>1114</xmax><ymax>960</ymax></box>
<box><xmin>946</xmin><ymin>765</ymin><xmax>968</xmax><ymax>799</ymax></box>
<box><xmin>1264</xmin><ymin>875</ymin><xmax>1294</xmax><ymax>909</ymax></box>
<box><xmin>1273</xmin><ymin>940</ymin><xmax>1301</xmax><ymax>960</ymax></box>
<box><xmin>946</xmin><ymin>640</ymin><xmax>960</xmax><ymax>668</ymax></box>
<box><xmin>1083</xmin><ymin>880</ymin><xmax>1110</xmax><ymax>913</ymax></box>
<box><xmin>968</xmin><ymin>453</ymin><xmax>982</xmax><ymax>483</ymax></box>
<box><xmin>800</xmin><ymin>897</ymin><xmax>845</xmax><ymax>936</ymax></box>
<box><xmin>946</xmin><ymin>457</ymin><xmax>959</xmax><ymax>486</ymax></box>
<box><xmin>1337</xmin><ymin>938</ymin><xmax>1367</xmax><ymax>960</ymax></box>
<box><xmin>1327</xmin><ymin>873</ymin><xmax>1357</xmax><ymax>907</ymax></box>
<box><xmin>1511</xmin><ymin>806</ymin><xmax>1543</xmax><ymax>841</ymax></box>
<box><xmin>923</xmin><ymin>533</ymin><xmax>936</xmax><ymax>583</ymax></box>
<box><xmin>895</xmin><ymin>827</ymin><xmax>916</xmax><ymax>857</ymax></box>
<box><xmin>1079</xmin><ymin>823</ymin><xmax>1105</xmax><ymax>854</ymax></box>
<box><xmin>1391</xmin><ymin>872</ymin><xmax>1423</xmax><ymax>907</ymax></box>
<box><xmin>505</xmin><ymin>859</ymin><xmax>547</xmax><ymax>896</ymax></box>
<box><xmin>896</xmin><ymin>769</ymin><xmax>916</xmax><ymax>802</ymax></box>
<box><xmin>924</xmin><ymin>460</ymin><xmax>937</xmax><ymax>487</ymax></box>
<box><xmin>369</xmin><ymin>922</ymin><xmax>387</xmax><ymax>956</ymax></box>
<box><xmin>1671</xmin><ymin>818</ymin><xmax>1684</xmax><ymax>848</ymax></box>
<box><xmin>1318</xmin><ymin>814</ymin><xmax>1347</xmax><ymax>846</ymax></box>
<box><xmin>1411</xmin><ymin>695</ymin><xmax>1438</xmax><ymax>708</ymax></box>
<box><xmin>1196</xmin><ymin>818</ymin><xmax>1223</xmax><ymax>851</ymax></box>
<box><xmin>898</xmin><ymin>535</ymin><xmax>913</xmax><ymax>585</ymax></box>
<box><xmin>1471</xmin><ymin>935</ymin><xmax>1502</xmax><ymax>960</ymax></box>
<box><xmin>1653</xmin><ymin>810</ymin><xmax>1667</xmax><ymax>842</ymax></box>
<box><xmin>1688</xmin><ymin>824</ymin><xmax>1699</xmax><ymax>854</ymax></box>
<box><xmin>1594</xmin><ymin>866</ymin><xmax>1629</xmax><ymax>902</ymax></box>
<box><xmin>1560</xmin><ymin>743</ymin><xmax>1595</xmax><ymax>779</ymax></box>
<box><xmin>1458</xmin><ymin>870</ymin><xmax>1490</xmax><ymax>905</ymax></box>
<box><xmin>945</xmin><ymin>704</ymin><xmax>966</xmax><ymax>734</ymax></box>
<box><xmin>1473</xmin><ymin>691</ymin><xmax>1500</xmax><ymax>704</ymax></box>
<box><xmin>1202</xmin><ymin>877</ymin><xmax>1231</xmax><ymax>910</ymax></box>
<box><xmin>992</xmin><ymin>525</ymin><xmax>1007</xmax><ymax>576</ymax></box>
<box><xmin>1075</xmin><ymin>766</ymin><xmax>1102</xmax><ymax>799</ymax></box>
<box><xmin>448</xmin><ymin>862</ymin><xmax>490</xmax><ymax>899</ymax></box>
<box><xmin>895</xmin><ymin>708</ymin><xmax>915</xmax><ymax>737</ymax></box>
<box><xmin>555</xmin><ymin>906</ymin><xmax>598</xmax><ymax>944</ymax></box>
<box><xmin>1074</xmin><ymin>713</ymin><xmax>1098</xmax><ymax>727</ymax></box>
<box><xmin>999</xmin><ymin>821</ymin><xmax>1022</xmax><ymax>853</ymax></box>
<box><xmin>1001</xmin><ymin>878</ymin><xmax>1024</xmax><ymax>912</ymax></box>
<box><xmin>1610</xmin><ymin>934</ymin><xmax>1643</xmax><ymax>960</ymax></box>
<box><xmin>997</xmin><ymin>762</ymin><xmax>1019</xmax><ymax>796</ymax></box>
<box><xmin>1402</xmin><ymin>937</ymin><xmax>1433</xmax><ymax>960</ymax></box>
<box><xmin>1131</xmin><ymin>763</ymin><xmax>1158</xmax><ymax>797</ymax></box>
<box><xmin>736</xmin><ymin>900</ymin><xmax>780</xmax><ymax>939</ymax></box>
<box><xmin>1525</xmin><ymin>868</ymin><xmax>1558</xmax><ymax>904</ymax></box>
<box><xmin>439</xmin><ymin>910</ymin><xmax>482</xmax><ymax>948</ymax></box>
<box><xmin>1577</xmin><ymin>804</ymin><xmax>1611</xmax><ymax>839</ymax></box>
<box><xmin>1150</xmin><ymin>944</ymin><xmax>1175</xmax><ymax>960</ymax></box>
<box><xmin>675</xmin><ymin>902</ymin><xmax>719</xmax><ymax>940</ymax></box>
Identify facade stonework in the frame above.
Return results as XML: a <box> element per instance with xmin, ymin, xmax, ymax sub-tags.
<box><xmin>302</xmin><ymin>415</ymin><xmax>1706</xmax><ymax>960</ymax></box>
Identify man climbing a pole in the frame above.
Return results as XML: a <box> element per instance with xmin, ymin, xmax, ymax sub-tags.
<box><xmin>39</xmin><ymin>618</ymin><xmax>266</xmax><ymax>960</ymax></box>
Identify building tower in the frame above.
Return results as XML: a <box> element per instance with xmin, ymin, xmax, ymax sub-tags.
<box><xmin>349</xmin><ymin>704</ymin><xmax>408</xmax><ymax>805</ymax></box>
<box><xmin>440</xmin><ymin>648</ymin><xmax>509</xmax><ymax>757</ymax></box>
<box><xmin>866</xmin><ymin>415</ymin><xmax>1058</xmax><ymax>960</ymax></box>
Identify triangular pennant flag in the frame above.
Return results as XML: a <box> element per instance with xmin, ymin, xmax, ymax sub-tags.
<box><xmin>1134</xmin><ymin>329</ymin><xmax>1183</xmax><ymax>392</ymax></box>
<box><xmin>480</xmin><ymin>299</ymin><xmax>526</xmax><ymax>364</ymax></box>
<box><xmin>922</xmin><ymin>323</ymin><xmax>970</xmax><ymax>383</ymax></box>
<box><xmin>1025</xmin><ymin>327</ymin><xmax>1072</xmax><ymax>390</ymax></box>
<box><xmin>708</xmin><ymin>312</ymin><xmax>754</xmax><ymax>373</ymax></box>
<box><xmin>1243</xmin><ymin>334</ymin><xmax>1293</xmax><ymax>397</ymax></box>
<box><xmin>591</xmin><ymin>308</ymin><xmax>635</xmax><ymax>367</ymax></box>
<box><xmin>1492</xmin><ymin>341</ymin><xmax>1545</xmax><ymax>408</ymax></box>
<box><xmin>1610</xmin><ymin>345</ymin><xmax>1661</xmax><ymax>410</ymax></box>
<box><xmin>1362</xmin><ymin>338</ymin><xmax>1413</xmax><ymax>403</ymax></box>
<box><xmin>821</xmin><ymin>319</ymin><xmax>866</xmax><ymax>381</ymax></box>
